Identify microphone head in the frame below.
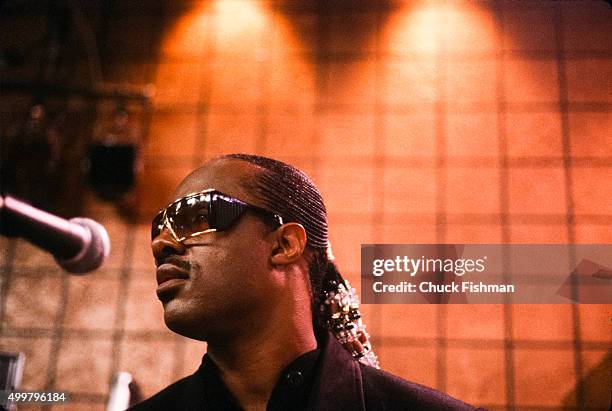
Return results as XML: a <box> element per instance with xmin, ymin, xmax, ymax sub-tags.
<box><xmin>55</xmin><ymin>217</ymin><xmax>111</xmax><ymax>274</ymax></box>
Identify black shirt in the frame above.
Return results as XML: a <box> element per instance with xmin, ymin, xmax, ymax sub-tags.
<box><xmin>130</xmin><ymin>332</ymin><xmax>482</xmax><ymax>411</ymax></box>
<box><xmin>199</xmin><ymin>349</ymin><xmax>321</xmax><ymax>411</ymax></box>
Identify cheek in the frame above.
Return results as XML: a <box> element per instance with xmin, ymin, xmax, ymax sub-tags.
<box><xmin>222</xmin><ymin>241</ymin><xmax>271</xmax><ymax>291</ymax></box>
<box><xmin>187</xmin><ymin>247</ymin><xmax>234</xmax><ymax>298</ymax></box>
<box><xmin>187</xmin><ymin>240</ymin><xmax>271</xmax><ymax>305</ymax></box>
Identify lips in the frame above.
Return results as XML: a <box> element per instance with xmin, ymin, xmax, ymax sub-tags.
<box><xmin>156</xmin><ymin>263</ymin><xmax>189</xmax><ymax>286</ymax></box>
<box><xmin>156</xmin><ymin>264</ymin><xmax>189</xmax><ymax>300</ymax></box>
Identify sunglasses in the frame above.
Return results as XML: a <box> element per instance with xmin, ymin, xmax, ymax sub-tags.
<box><xmin>152</xmin><ymin>189</ymin><xmax>284</xmax><ymax>243</ymax></box>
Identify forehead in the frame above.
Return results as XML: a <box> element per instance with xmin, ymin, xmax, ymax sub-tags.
<box><xmin>172</xmin><ymin>159</ymin><xmax>261</xmax><ymax>205</ymax></box>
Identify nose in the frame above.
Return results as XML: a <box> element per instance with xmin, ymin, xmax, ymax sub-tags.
<box><xmin>151</xmin><ymin>226</ymin><xmax>186</xmax><ymax>264</ymax></box>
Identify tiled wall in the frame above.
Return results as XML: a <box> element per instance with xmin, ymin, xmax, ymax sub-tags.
<box><xmin>1</xmin><ymin>1</ymin><xmax>610</xmax><ymax>410</ymax></box>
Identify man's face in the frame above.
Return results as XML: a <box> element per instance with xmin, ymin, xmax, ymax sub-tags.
<box><xmin>151</xmin><ymin>159</ymin><xmax>280</xmax><ymax>341</ymax></box>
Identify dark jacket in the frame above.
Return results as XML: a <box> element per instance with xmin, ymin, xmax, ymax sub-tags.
<box><xmin>130</xmin><ymin>333</ymin><xmax>483</xmax><ymax>410</ymax></box>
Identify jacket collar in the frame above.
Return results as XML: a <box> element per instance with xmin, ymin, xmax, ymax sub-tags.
<box><xmin>307</xmin><ymin>332</ymin><xmax>366</xmax><ymax>411</ymax></box>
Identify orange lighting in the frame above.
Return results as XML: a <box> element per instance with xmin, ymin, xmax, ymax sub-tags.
<box><xmin>158</xmin><ymin>1</ymin><xmax>316</xmax><ymax>113</ymax></box>
<box><xmin>442</xmin><ymin>2</ymin><xmax>497</xmax><ymax>54</ymax></box>
<box><xmin>213</xmin><ymin>0</ymin><xmax>270</xmax><ymax>57</ymax></box>
<box><xmin>382</xmin><ymin>3</ymin><xmax>441</xmax><ymax>56</ymax></box>
<box><xmin>382</xmin><ymin>1</ymin><xmax>497</xmax><ymax>56</ymax></box>
<box><xmin>160</xmin><ymin>3</ymin><xmax>210</xmax><ymax>57</ymax></box>
<box><xmin>161</xmin><ymin>1</ymin><xmax>271</xmax><ymax>58</ymax></box>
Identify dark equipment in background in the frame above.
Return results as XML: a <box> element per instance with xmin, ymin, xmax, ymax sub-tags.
<box><xmin>87</xmin><ymin>104</ymin><xmax>140</xmax><ymax>202</ymax></box>
<box><xmin>0</xmin><ymin>104</ymin><xmax>60</xmax><ymax>211</ymax></box>
<box><xmin>0</xmin><ymin>1</ymin><xmax>153</xmax><ymax>217</ymax></box>
<box><xmin>88</xmin><ymin>143</ymin><xmax>137</xmax><ymax>201</ymax></box>
<box><xmin>0</xmin><ymin>100</ymin><xmax>93</xmax><ymax>217</ymax></box>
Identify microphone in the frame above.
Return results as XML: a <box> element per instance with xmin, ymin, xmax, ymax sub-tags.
<box><xmin>0</xmin><ymin>195</ymin><xmax>110</xmax><ymax>274</ymax></box>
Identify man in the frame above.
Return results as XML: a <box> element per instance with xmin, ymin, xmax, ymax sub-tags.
<box><xmin>131</xmin><ymin>154</ymin><xmax>482</xmax><ymax>410</ymax></box>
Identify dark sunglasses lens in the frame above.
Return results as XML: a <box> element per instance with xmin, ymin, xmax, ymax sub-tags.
<box><xmin>168</xmin><ymin>198</ymin><xmax>211</xmax><ymax>239</ymax></box>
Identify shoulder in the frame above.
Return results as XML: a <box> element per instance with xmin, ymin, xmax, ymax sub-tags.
<box><xmin>360</xmin><ymin>364</ymin><xmax>484</xmax><ymax>411</ymax></box>
<box><xmin>128</xmin><ymin>374</ymin><xmax>197</xmax><ymax>411</ymax></box>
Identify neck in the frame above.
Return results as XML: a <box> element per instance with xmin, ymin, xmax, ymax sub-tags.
<box><xmin>206</xmin><ymin>292</ymin><xmax>317</xmax><ymax>410</ymax></box>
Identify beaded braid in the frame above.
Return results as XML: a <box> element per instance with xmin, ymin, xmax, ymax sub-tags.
<box><xmin>313</xmin><ymin>249</ymin><xmax>379</xmax><ymax>368</ymax></box>
<box><xmin>221</xmin><ymin>154</ymin><xmax>379</xmax><ymax>368</ymax></box>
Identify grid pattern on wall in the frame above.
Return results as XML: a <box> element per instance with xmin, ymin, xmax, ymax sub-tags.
<box><xmin>0</xmin><ymin>1</ymin><xmax>610</xmax><ymax>410</ymax></box>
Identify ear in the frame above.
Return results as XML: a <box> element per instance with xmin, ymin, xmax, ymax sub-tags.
<box><xmin>270</xmin><ymin>223</ymin><xmax>307</xmax><ymax>265</ymax></box>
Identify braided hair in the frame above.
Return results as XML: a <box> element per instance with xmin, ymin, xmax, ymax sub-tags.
<box><xmin>220</xmin><ymin>154</ymin><xmax>379</xmax><ymax>368</ymax></box>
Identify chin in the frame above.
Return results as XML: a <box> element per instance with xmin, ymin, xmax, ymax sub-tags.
<box><xmin>162</xmin><ymin>301</ymin><xmax>211</xmax><ymax>341</ymax></box>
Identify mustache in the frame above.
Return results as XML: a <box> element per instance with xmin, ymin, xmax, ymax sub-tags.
<box><xmin>156</xmin><ymin>255</ymin><xmax>191</xmax><ymax>271</ymax></box>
